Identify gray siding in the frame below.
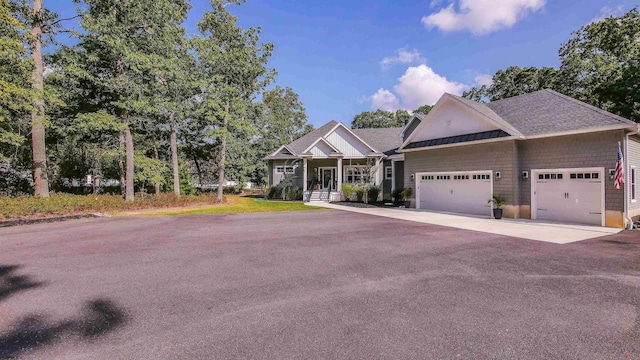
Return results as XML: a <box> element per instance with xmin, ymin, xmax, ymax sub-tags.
<box><xmin>518</xmin><ymin>130</ymin><xmax>625</xmax><ymax>211</ymax></box>
<box><xmin>268</xmin><ymin>160</ymin><xmax>303</xmax><ymax>188</ymax></box>
<box><xmin>629</xmin><ymin>135</ymin><xmax>640</xmax><ymax>214</ymax></box>
<box><xmin>404</xmin><ymin>141</ymin><xmax>516</xmax><ymax>204</ymax></box>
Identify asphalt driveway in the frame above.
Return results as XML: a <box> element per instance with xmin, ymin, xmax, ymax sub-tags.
<box><xmin>1</xmin><ymin>210</ymin><xmax>639</xmax><ymax>359</ymax></box>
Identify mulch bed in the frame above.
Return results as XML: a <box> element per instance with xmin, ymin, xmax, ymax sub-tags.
<box><xmin>331</xmin><ymin>201</ymin><xmax>401</xmax><ymax>209</ymax></box>
<box><xmin>0</xmin><ymin>213</ymin><xmax>101</xmax><ymax>228</ymax></box>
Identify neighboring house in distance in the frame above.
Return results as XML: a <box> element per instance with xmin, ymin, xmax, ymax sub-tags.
<box><xmin>264</xmin><ymin>121</ymin><xmax>404</xmax><ymax>202</ymax></box>
<box><xmin>397</xmin><ymin>89</ymin><xmax>639</xmax><ymax>228</ymax></box>
<box><xmin>266</xmin><ymin>89</ymin><xmax>639</xmax><ymax>228</ymax></box>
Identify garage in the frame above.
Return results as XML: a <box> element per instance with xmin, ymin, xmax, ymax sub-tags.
<box><xmin>532</xmin><ymin>168</ymin><xmax>604</xmax><ymax>226</ymax></box>
<box><xmin>416</xmin><ymin>171</ymin><xmax>493</xmax><ymax>216</ymax></box>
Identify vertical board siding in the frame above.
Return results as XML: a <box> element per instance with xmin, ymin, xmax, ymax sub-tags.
<box><xmin>518</xmin><ymin>130</ymin><xmax>624</xmax><ymax>211</ymax></box>
<box><xmin>310</xmin><ymin>141</ymin><xmax>333</xmax><ymax>157</ymax></box>
<box><xmin>325</xmin><ymin>126</ymin><xmax>370</xmax><ymax>157</ymax></box>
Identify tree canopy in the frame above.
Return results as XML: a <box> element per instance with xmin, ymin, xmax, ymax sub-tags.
<box><xmin>351</xmin><ymin>105</ymin><xmax>432</xmax><ymax>129</ymax></box>
<box><xmin>0</xmin><ymin>0</ymin><xmax>313</xmax><ymax>197</ymax></box>
<box><xmin>463</xmin><ymin>8</ymin><xmax>639</xmax><ymax>122</ymax></box>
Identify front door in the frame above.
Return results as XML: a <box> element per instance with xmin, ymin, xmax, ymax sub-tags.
<box><xmin>319</xmin><ymin>168</ymin><xmax>336</xmax><ymax>190</ymax></box>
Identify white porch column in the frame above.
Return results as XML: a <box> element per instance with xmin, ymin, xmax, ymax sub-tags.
<box><xmin>376</xmin><ymin>157</ymin><xmax>383</xmax><ymax>186</ymax></box>
<box><xmin>391</xmin><ymin>160</ymin><xmax>395</xmax><ymax>191</ymax></box>
<box><xmin>337</xmin><ymin>157</ymin><xmax>343</xmax><ymax>192</ymax></box>
<box><xmin>303</xmin><ymin>157</ymin><xmax>308</xmax><ymax>191</ymax></box>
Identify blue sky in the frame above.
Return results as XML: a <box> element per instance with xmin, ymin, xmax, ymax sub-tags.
<box><xmin>46</xmin><ymin>0</ymin><xmax>634</xmax><ymax>128</ymax></box>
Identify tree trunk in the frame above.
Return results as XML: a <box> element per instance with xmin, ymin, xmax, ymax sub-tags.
<box><xmin>217</xmin><ymin>102</ymin><xmax>229</xmax><ymax>201</ymax></box>
<box><xmin>124</xmin><ymin>125</ymin><xmax>134</xmax><ymax>202</ymax></box>
<box><xmin>190</xmin><ymin>148</ymin><xmax>203</xmax><ymax>190</ymax></box>
<box><xmin>118</xmin><ymin>132</ymin><xmax>126</xmax><ymax>196</ymax></box>
<box><xmin>152</xmin><ymin>140</ymin><xmax>160</xmax><ymax>195</ymax></box>
<box><xmin>30</xmin><ymin>0</ymin><xmax>49</xmax><ymax>197</ymax></box>
<box><xmin>170</xmin><ymin>113</ymin><xmax>180</xmax><ymax>196</ymax></box>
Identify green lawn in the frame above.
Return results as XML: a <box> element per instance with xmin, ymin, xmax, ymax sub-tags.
<box><xmin>131</xmin><ymin>195</ymin><xmax>324</xmax><ymax>216</ymax></box>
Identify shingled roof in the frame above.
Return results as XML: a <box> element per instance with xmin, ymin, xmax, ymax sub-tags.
<box><xmin>286</xmin><ymin>120</ymin><xmax>339</xmax><ymax>155</ymax></box>
<box><xmin>351</xmin><ymin>127</ymin><xmax>404</xmax><ymax>155</ymax></box>
<box><xmin>485</xmin><ymin>89</ymin><xmax>636</xmax><ymax>136</ymax></box>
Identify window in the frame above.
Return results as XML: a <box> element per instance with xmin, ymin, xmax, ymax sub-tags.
<box><xmin>344</xmin><ymin>166</ymin><xmax>371</xmax><ymax>184</ymax></box>
<box><xmin>632</xmin><ymin>166</ymin><xmax>637</xmax><ymax>202</ymax></box>
<box><xmin>385</xmin><ymin>166</ymin><xmax>392</xmax><ymax>179</ymax></box>
<box><xmin>275</xmin><ymin>165</ymin><xmax>295</xmax><ymax>174</ymax></box>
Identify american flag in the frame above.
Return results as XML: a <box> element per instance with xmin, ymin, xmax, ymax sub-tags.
<box><xmin>614</xmin><ymin>142</ymin><xmax>624</xmax><ymax>190</ymax></box>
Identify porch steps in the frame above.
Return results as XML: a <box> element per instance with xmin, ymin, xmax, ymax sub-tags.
<box><xmin>308</xmin><ymin>190</ymin><xmax>331</xmax><ymax>203</ymax></box>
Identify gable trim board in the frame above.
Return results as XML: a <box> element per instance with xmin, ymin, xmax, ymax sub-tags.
<box><xmin>325</xmin><ymin>122</ymin><xmax>377</xmax><ymax>154</ymax></box>
<box><xmin>303</xmin><ymin>137</ymin><xmax>342</xmax><ymax>158</ymax></box>
<box><xmin>399</xmin><ymin>94</ymin><xmax>524</xmax><ymax>151</ymax></box>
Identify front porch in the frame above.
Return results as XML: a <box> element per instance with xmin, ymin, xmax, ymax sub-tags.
<box><xmin>302</xmin><ymin>157</ymin><xmax>385</xmax><ymax>202</ymax></box>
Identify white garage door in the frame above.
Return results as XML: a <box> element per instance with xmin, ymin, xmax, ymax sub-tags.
<box><xmin>533</xmin><ymin>169</ymin><xmax>604</xmax><ymax>226</ymax></box>
<box><xmin>417</xmin><ymin>171</ymin><xmax>492</xmax><ymax>216</ymax></box>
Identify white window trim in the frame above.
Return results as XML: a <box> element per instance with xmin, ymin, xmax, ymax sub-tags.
<box><xmin>384</xmin><ymin>166</ymin><xmax>392</xmax><ymax>180</ymax></box>
<box><xmin>285</xmin><ymin>166</ymin><xmax>295</xmax><ymax>174</ymax></box>
<box><xmin>275</xmin><ymin>166</ymin><xmax>284</xmax><ymax>174</ymax></box>
<box><xmin>632</xmin><ymin>166</ymin><xmax>637</xmax><ymax>203</ymax></box>
<box><xmin>343</xmin><ymin>165</ymin><xmax>372</xmax><ymax>184</ymax></box>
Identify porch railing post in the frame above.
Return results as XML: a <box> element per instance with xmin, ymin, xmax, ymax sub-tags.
<box><xmin>337</xmin><ymin>157</ymin><xmax>343</xmax><ymax>193</ymax></box>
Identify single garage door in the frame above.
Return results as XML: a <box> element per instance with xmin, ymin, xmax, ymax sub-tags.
<box><xmin>533</xmin><ymin>169</ymin><xmax>604</xmax><ymax>226</ymax></box>
<box><xmin>417</xmin><ymin>171</ymin><xmax>492</xmax><ymax>216</ymax></box>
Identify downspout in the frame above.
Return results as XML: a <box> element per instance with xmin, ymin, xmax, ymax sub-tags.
<box><xmin>625</xmin><ymin>127</ymin><xmax>640</xmax><ymax>229</ymax></box>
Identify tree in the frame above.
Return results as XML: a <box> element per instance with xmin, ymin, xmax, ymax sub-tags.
<box><xmin>59</xmin><ymin>0</ymin><xmax>191</xmax><ymax>201</ymax></box>
<box><xmin>250</xmin><ymin>86</ymin><xmax>311</xmax><ymax>185</ymax></box>
<box><xmin>192</xmin><ymin>0</ymin><xmax>274</xmax><ymax>200</ymax></box>
<box><xmin>0</xmin><ymin>0</ymin><xmax>31</xmax><ymax>158</ymax></box>
<box><xmin>462</xmin><ymin>66</ymin><xmax>559</xmax><ymax>102</ymax></box>
<box><xmin>413</xmin><ymin>104</ymin><xmax>432</xmax><ymax>115</ymax></box>
<box><xmin>351</xmin><ymin>109</ymin><xmax>414</xmax><ymax>129</ymax></box>
<box><xmin>558</xmin><ymin>8</ymin><xmax>640</xmax><ymax>122</ymax></box>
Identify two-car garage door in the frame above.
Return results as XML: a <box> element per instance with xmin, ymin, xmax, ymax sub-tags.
<box><xmin>417</xmin><ymin>171</ymin><xmax>493</xmax><ymax>216</ymax></box>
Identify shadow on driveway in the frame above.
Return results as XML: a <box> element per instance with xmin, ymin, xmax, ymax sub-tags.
<box><xmin>0</xmin><ymin>265</ymin><xmax>129</xmax><ymax>359</ymax></box>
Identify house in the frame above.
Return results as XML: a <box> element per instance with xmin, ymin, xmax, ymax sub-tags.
<box><xmin>398</xmin><ymin>89</ymin><xmax>639</xmax><ymax>228</ymax></box>
<box><xmin>265</xmin><ymin>121</ymin><xmax>404</xmax><ymax>201</ymax></box>
<box><xmin>266</xmin><ymin>89</ymin><xmax>640</xmax><ymax>228</ymax></box>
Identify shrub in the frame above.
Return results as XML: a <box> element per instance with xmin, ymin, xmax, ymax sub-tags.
<box><xmin>223</xmin><ymin>186</ymin><xmax>242</xmax><ymax>195</ymax></box>
<box><xmin>286</xmin><ymin>187</ymin><xmax>303</xmax><ymax>201</ymax></box>
<box><xmin>342</xmin><ymin>183</ymin><xmax>354</xmax><ymax>201</ymax></box>
<box><xmin>401</xmin><ymin>187</ymin><xmax>413</xmax><ymax>200</ymax></box>
<box><xmin>266</xmin><ymin>186</ymin><xmax>280</xmax><ymax>200</ymax></box>
<box><xmin>367</xmin><ymin>186</ymin><xmax>380</xmax><ymax>203</ymax></box>
<box><xmin>355</xmin><ymin>186</ymin><xmax>364</xmax><ymax>202</ymax></box>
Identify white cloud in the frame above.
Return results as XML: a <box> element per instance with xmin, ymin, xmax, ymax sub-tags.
<box><xmin>422</xmin><ymin>0</ymin><xmax>546</xmax><ymax>35</ymax></box>
<box><xmin>370</xmin><ymin>64</ymin><xmax>467</xmax><ymax>111</ymax></box>
<box><xmin>371</xmin><ymin>89</ymin><xmax>399</xmax><ymax>111</ymax></box>
<box><xmin>590</xmin><ymin>5</ymin><xmax>625</xmax><ymax>24</ymax></box>
<box><xmin>380</xmin><ymin>49</ymin><xmax>424</xmax><ymax>70</ymax></box>
<box><xmin>474</xmin><ymin>73</ymin><xmax>493</xmax><ymax>87</ymax></box>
